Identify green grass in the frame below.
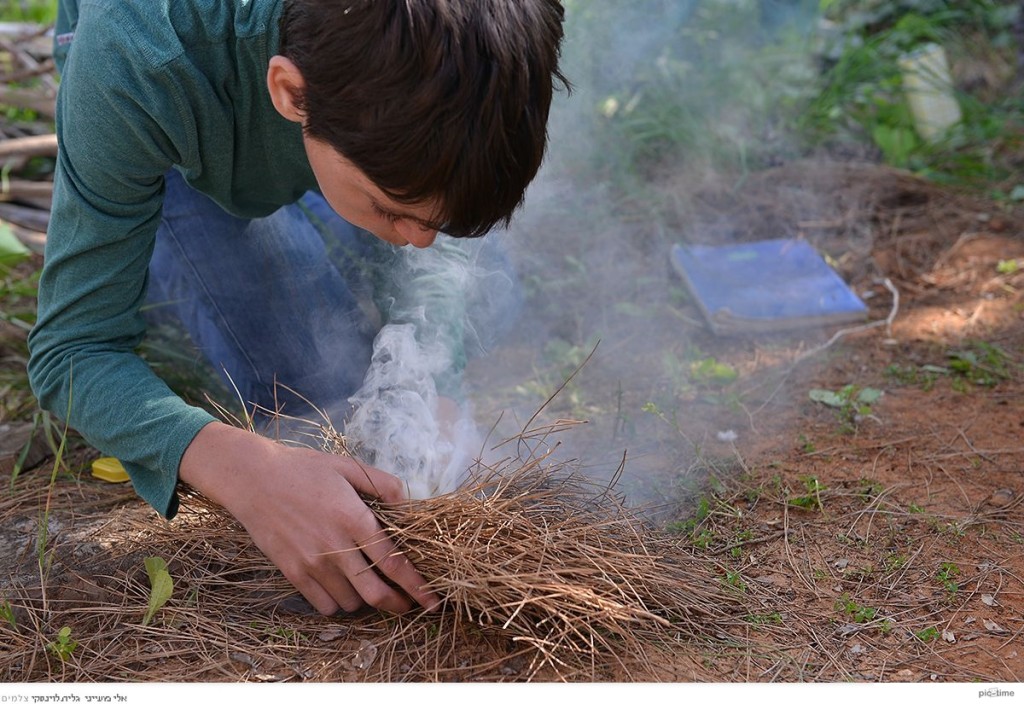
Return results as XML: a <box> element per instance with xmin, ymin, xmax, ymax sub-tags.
<box><xmin>804</xmin><ymin>1</ymin><xmax>1023</xmax><ymax>188</ymax></box>
<box><xmin>0</xmin><ymin>0</ymin><xmax>56</xmax><ymax>24</ymax></box>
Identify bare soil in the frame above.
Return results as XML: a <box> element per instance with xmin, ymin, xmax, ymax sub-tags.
<box><xmin>0</xmin><ymin>160</ymin><xmax>1021</xmax><ymax>683</ymax></box>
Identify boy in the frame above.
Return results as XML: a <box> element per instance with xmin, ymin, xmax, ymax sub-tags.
<box><xmin>27</xmin><ymin>0</ymin><xmax>566</xmax><ymax>616</ymax></box>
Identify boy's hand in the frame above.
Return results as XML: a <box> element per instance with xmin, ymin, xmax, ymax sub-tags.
<box><xmin>179</xmin><ymin>422</ymin><xmax>439</xmax><ymax>616</ymax></box>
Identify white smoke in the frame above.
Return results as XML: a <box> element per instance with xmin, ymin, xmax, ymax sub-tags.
<box><xmin>343</xmin><ymin>242</ymin><xmax>485</xmax><ymax>500</ymax></box>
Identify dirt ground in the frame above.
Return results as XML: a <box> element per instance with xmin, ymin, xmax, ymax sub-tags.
<box><xmin>1</xmin><ymin>160</ymin><xmax>1022</xmax><ymax>683</ymax></box>
<box><xmin>469</xmin><ymin>159</ymin><xmax>1024</xmax><ymax>682</ymax></box>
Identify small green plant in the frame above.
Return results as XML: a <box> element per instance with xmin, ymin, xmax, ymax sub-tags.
<box><xmin>797</xmin><ymin>433</ymin><xmax>816</xmax><ymax>453</ymax></box>
<box><xmin>884</xmin><ymin>553</ymin><xmax>908</xmax><ymax>573</ymax></box>
<box><xmin>142</xmin><ymin>556</ymin><xmax>174</xmax><ymax>627</ymax></box>
<box><xmin>884</xmin><ymin>362</ymin><xmax>947</xmax><ymax>391</ymax></box>
<box><xmin>0</xmin><ymin>600</ymin><xmax>15</xmax><ymax>627</ymax></box>
<box><xmin>835</xmin><ymin>594</ymin><xmax>877</xmax><ymax>624</ymax></box>
<box><xmin>857</xmin><ymin>478</ymin><xmax>884</xmax><ymax>502</ymax></box>
<box><xmin>947</xmin><ymin>342</ymin><xmax>1014</xmax><ymax>389</ymax></box>
<box><xmin>46</xmin><ymin>626</ymin><xmax>78</xmax><ymax>662</ymax></box>
<box><xmin>689</xmin><ymin>356</ymin><xmax>738</xmax><ymax>387</ymax></box>
<box><xmin>744</xmin><ymin>612</ymin><xmax>783</xmax><ymax>626</ymax></box>
<box><xmin>722</xmin><ymin>570</ymin><xmax>746</xmax><ymax>592</ymax></box>
<box><xmin>937</xmin><ymin>562</ymin><xmax>960</xmax><ymax>594</ymax></box>
<box><xmin>915</xmin><ymin>626</ymin><xmax>940</xmax><ymax>643</ymax></box>
<box><xmin>691</xmin><ymin>530</ymin><xmax>716</xmax><ymax>550</ymax></box>
<box><xmin>788</xmin><ymin>475</ymin><xmax>827</xmax><ymax>511</ymax></box>
<box><xmin>666</xmin><ymin>495</ymin><xmax>711</xmax><ymax>537</ymax></box>
<box><xmin>996</xmin><ymin>259</ymin><xmax>1020</xmax><ymax>275</ymax></box>
<box><xmin>809</xmin><ymin>385</ymin><xmax>883</xmax><ymax>432</ymax></box>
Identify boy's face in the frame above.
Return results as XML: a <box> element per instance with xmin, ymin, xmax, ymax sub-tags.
<box><xmin>303</xmin><ymin>135</ymin><xmax>443</xmax><ymax>249</ymax></box>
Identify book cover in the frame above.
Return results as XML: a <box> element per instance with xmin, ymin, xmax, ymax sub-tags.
<box><xmin>669</xmin><ymin>238</ymin><xmax>868</xmax><ymax>335</ymax></box>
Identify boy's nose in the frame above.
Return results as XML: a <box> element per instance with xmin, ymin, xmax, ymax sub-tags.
<box><xmin>395</xmin><ymin>220</ymin><xmax>439</xmax><ymax>248</ymax></box>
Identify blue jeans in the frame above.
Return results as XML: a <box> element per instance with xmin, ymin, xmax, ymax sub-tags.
<box><xmin>146</xmin><ymin>169</ymin><xmax>520</xmax><ymax>426</ymax></box>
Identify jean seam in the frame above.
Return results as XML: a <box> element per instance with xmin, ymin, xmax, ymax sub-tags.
<box><xmin>157</xmin><ymin>213</ymin><xmax>267</xmax><ymax>394</ymax></box>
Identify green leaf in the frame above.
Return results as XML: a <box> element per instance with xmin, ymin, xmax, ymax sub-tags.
<box><xmin>996</xmin><ymin>259</ymin><xmax>1020</xmax><ymax>275</ymax></box>
<box><xmin>856</xmin><ymin>387</ymin><xmax>883</xmax><ymax>405</ymax></box>
<box><xmin>809</xmin><ymin>389</ymin><xmax>845</xmax><ymax>408</ymax></box>
<box><xmin>0</xmin><ymin>223</ymin><xmax>30</xmax><ymax>268</ymax></box>
<box><xmin>690</xmin><ymin>357</ymin><xmax>738</xmax><ymax>385</ymax></box>
<box><xmin>142</xmin><ymin>556</ymin><xmax>173</xmax><ymax>627</ymax></box>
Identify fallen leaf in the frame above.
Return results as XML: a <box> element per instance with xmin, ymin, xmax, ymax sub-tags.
<box><xmin>142</xmin><ymin>556</ymin><xmax>173</xmax><ymax>627</ymax></box>
<box><xmin>318</xmin><ymin>627</ymin><xmax>346</xmax><ymax>642</ymax></box>
<box><xmin>942</xmin><ymin>630</ymin><xmax>956</xmax><ymax>643</ymax></box>
<box><xmin>849</xmin><ymin>644</ymin><xmax>866</xmax><ymax>655</ymax></box>
<box><xmin>834</xmin><ymin>558</ymin><xmax>849</xmax><ymax>570</ymax></box>
<box><xmin>981</xmin><ymin>594</ymin><xmax>998</xmax><ymax>607</ymax></box>
<box><xmin>964</xmin><ymin>616</ymin><xmax>977</xmax><ymax>625</ymax></box>
<box><xmin>984</xmin><ymin>620</ymin><xmax>1006</xmax><ymax>633</ymax></box>
<box><xmin>229</xmin><ymin>652</ymin><xmax>257</xmax><ymax>669</ymax></box>
<box><xmin>351</xmin><ymin>639</ymin><xmax>378</xmax><ymax>670</ymax></box>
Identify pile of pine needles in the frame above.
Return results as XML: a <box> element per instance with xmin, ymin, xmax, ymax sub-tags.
<box><xmin>322</xmin><ymin>418</ymin><xmax>745</xmax><ymax>680</ymax></box>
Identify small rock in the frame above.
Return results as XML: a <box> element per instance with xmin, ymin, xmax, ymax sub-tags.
<box><xmin>981</xmin><ymin>594</ymin><xmax>998</xmax><ymax>607</ymax></box>
<box><xmin>834</xmin><ymin>558</ymin><xmax>849</xmax><ymax>570</ymax></box>
<box><xmin>849</xmin><ymin>644</ymin><xmax>866</xmax><ymax>655</ymax></box>
<box><xmin>942</xmin><ymin>630</ymin><xmax>955</xmax><ymax>643</ymax></box>
<box><xmin>987</xmin><ymin>489</ymin><xmax>1015</xmax><ymax>508</ymax></box>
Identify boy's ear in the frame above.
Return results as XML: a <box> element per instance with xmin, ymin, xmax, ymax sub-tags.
<box><xmin>267</xmin><ymin>55</ymin><xmax>306</xmax><ymax>123</ymax></box>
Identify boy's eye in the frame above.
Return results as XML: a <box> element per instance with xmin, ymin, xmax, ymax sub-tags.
<box><xmin>371</xmin><ymin>202</ymin><xmax>401</xmax><ymax>223</ymax></box>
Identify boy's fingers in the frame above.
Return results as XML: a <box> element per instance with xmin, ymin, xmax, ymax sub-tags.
<box><xmin>338</xmin><ymin>457</ymin><xmax>408</xmax><ymax>503</ymax></box>
<box><xmin>358</xmin><ymin>532</ymin><xmax>439</xmax><ymax>612</ymax></box>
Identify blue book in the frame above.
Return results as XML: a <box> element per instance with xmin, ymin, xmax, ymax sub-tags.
<box><xmin>670</xmin><ymin>239</ymin><xmax>868</xmax><ymax>335</ymax></box>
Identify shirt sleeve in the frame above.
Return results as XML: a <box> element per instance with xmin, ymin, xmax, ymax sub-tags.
<box><xmin>27</xmin><ymin>8</ymin><xmax>216</xmax><ymax>519</ymax></box>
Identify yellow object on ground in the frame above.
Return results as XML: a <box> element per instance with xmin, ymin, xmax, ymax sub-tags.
<box><xmin>91</xmin><ymin>456</ymin><xmax>131</xmax><ymax>483</ymax></box>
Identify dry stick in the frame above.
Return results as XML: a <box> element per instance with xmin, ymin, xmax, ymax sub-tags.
<box><xmin>0</xmin><ymin>178</ymin><xmax>52</xmax><ymax>202</ymax></box>
<box><xmin>0</xmin><ymin>202</ymin><xmax>49</xmax><ymax>233</ymax></box>
<box><xmin>0</xmin><ymin>36</ymin><xmax>58</xmax><ymax>93</ymax></box>
<box><xmin>0</xmin><ymin>132</ymin><xmax>56</xmax><ymax>159</ymax></box>
<box><xmin>0</xmin><ymin>61</ymin><xmax>55</xmax><ymax>85</ymax></box>
<box><xmin>0</xmin><ymin>86</ymin><xmax>55</xmax><ymax>119</ymax></box>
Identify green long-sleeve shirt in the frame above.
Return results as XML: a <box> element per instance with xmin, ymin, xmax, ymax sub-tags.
<box><xmin>28</xmin><ymin>0</ymin><xmax>319</xmax><ymax>518</ymax></box>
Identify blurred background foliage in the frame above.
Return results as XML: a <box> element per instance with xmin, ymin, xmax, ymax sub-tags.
<box><xmin>556</xmin><ymin>0</ymin><xmax>1022</xmax><ymax>201</ymax></box>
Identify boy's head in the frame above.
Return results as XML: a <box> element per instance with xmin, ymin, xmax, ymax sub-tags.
<box><xmin>275</xmin><ymin>0</ymin><xmax>568</xmax><ymax>240</ymax></box>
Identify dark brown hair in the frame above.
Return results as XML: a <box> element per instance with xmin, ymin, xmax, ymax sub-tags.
<box><xmin>279</xmin><ymin>0</ymin><xmax>568</xmax><ymax>237</ymax></box>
